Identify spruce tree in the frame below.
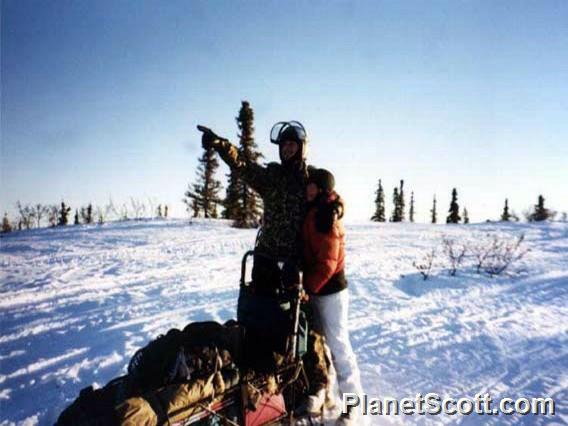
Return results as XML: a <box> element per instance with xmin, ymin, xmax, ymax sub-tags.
<box><xmin>398</xmin><ymin>180</ymin><xmax>405</xmax><ymax>221</ymax></box>
<box><xmin>164</xmin><ymin>205</ymin><xmax>168</xmax><ymax>218</ymax></box>
<box><xmin>157</xmin><ymin>204</ymin><xmax>163</xmax><ymax>218</ymax></box>
<box><xmin>446</xmin><ymin>188</ymin><xmax>461</xmax><ymax>224</ymax></box>
<box><xmin>391</xmin><ymin>187</ymin><xmax>400</xmax><ymax>222</ymax></box>
<box><xmin>74</xmin><ymin>210</ymin><xmax>80</xmax><ymax>225</ymax></box>
<box><xmin>371</xmin><ymin>179</ymin><xmax>386</xmax><ymax>222</ymax></box>
<box><xmin>183</xmin><ymin>147</ymin><xmax>222</xmax><ymax>218</ymax></box>
<box><xmin>81</xmin><ymin>204</ymin><xmax>93</xmax><ymax>224</ymax></box>
<box><xmin>234</xmin><ymin>101</ymin><xmax>263</xmax><ymax>228</ymax></box>
<box><xmin>222</xmin><ymin>172</ymin><xmax>240</xmax><ymax>220</ymax></box>
<box><xmin>409</xmin><ymin>191</ymin><xmax>415</xmax><ymax>223</ymax></box>
<box><xmin>463</xmin><ymin>207</ymin><xmax>469</xmax><ymax>224</ymax></box>
<box><xmin>501</xmin><ymin>199</ymin><xmax>511</xmax><ymax>222</ymax></box>
<box><xmin>58</xmin><ymin>202</ymin><xmax>71</xmax><ymax>226</ymax></box>
<box><xmin>528</xmin><ymin>195</ymin><xmax>553</xmax><ymax>222</ymax></box>
<box><xmin>431</xmin><ymin>195</ymin><xmax>437</xmax><ymax>224</ymax></box>
<box><xmin>192</xmin><ymin>197</ymin><xmax>199</xmax><ymax>218</ymax></box>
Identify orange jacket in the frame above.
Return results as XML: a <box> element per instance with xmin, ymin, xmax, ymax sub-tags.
<box><xmin>302</xmin><ymin>199</ymin><xmax>346</xmax><ymax>294</ymax></box>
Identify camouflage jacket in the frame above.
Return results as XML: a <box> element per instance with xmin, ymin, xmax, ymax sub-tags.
<box><xmin>215</xmin><ymin>140</ymin><xmax>314</xmax><ymax>260</ymax></box>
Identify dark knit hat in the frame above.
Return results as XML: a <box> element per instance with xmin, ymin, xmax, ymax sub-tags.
<box><xmin>308</xmin><ymin>168</ymin><xmax>335</xmax><ymax>192</ymax></box>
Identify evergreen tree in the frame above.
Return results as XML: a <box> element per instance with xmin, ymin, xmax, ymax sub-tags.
<box><xmin>74</xmin><ymin>209</ymin><xmax>80</xmax><ymax>225</ymax></box>
<box><xmin>157</xmin><ymin>204</ymin><xmax>163</xmax><ymax>218</ymax></box>
<box><xmin>2</xmin><ymin>213</ymin><xmax>12</xmax><ymax>233</ymax></box>
<box><xmin>222</xmin><ymin>171</ymin><xmax>240</xmax><ymax>220</ymax></box>
<box><xmin>398</xmin><ymin>180</ymin><xmax>405</xmax><ymax>221</ymax></box>
<box><xmin>164</xmin><ymin>205</ymin><xmax>168</xmax><ymax>218</ymax></box>
<box><xmin>81</xmin><ymin>204</ymin><xmax>93</xmax><ymax>224</ymax></box>
<box><xmin>183</xmin><ymin>147</ymin><xmax>222</xmax><ymax>218</ymax></box>
<box><xmin>192</xmin><ymin>197</ymin><xmax>199</xmax><ymax>218</ymax></box>
<box><xmin>409</xmin><ymin>191</ymin><xmax>415</xmax><ymax>223</ymax></box>
<box><xmin>58</xmin><ymin>202</ymin><xmax>71</xmax><ymax>226</ymax></box>
<box><xmin>431</xmin><ymin>195</ymin><xmax>437</xmax><ymax>224</ymax></box>
<box><xmin>528</xmin><ymin>195</ymin><xmax>553</xmax><ymax>222</ymax></box>
<box><xmin>501</xmin><ymin>199</ymin><xmax>511</xmax><ymax>222</ymax></box>
<box><xmin>391</xmin><ymin>187</ymin><xmax>400</xmax><ymax>222</ymax></box>
<box><xmin>463</xmin><ymin>207</ymin><xmax>469</xmax><ymax>224</ymax></box>
<box><xmin>233</xmin><ymin>101</ymin><xmax>263</xmax><ymax>228</ymax></box>
<box><xmin>371</xmin><ymin>179</ymin><xmax>386</xmax><ymax>222</ymax></box>
<box><xmin>446</xmin><ymin>188</ymin><xmax>461</xmax><ymax>224</ymax></box>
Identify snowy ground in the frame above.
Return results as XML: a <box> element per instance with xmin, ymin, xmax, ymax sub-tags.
<box><xmin>0</xmin><ymin>219</ymin><xmax>566</xmax><ymax>425</ymax></box>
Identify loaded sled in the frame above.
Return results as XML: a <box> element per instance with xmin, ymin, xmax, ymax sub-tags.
<box><xmin>56</xmin><ymin>250</ymin><xmax>323</xmax><ymax>426</ymax></box>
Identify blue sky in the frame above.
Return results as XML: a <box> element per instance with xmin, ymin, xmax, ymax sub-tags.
<box><xmin>2</xmin><ymin>0</ymin><xmax>567</xmax><ymax>222</ymax></box>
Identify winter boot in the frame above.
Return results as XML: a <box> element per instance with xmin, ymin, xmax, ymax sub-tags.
<box><xmin>306</xmin><ymin>388</ymin><xmax>326</xmax><ymax>414</ymax></box>
<box><xmin>297</xmin><ymin>388</ymin><xmax>326</xmax><ymax>415</ymax></box>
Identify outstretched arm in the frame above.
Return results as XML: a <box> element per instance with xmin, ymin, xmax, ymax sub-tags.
<box><xmin>197</xmin><ymin>125</ymin><xmax>269</xmax><ymax>195</ymax></box>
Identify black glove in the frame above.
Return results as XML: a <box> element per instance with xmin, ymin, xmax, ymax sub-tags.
<box><xmin>197</xmin><ymin>125</ymin><xmax>222</xmax><ymax>150</ymax></box>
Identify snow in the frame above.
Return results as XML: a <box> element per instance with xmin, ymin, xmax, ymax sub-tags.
<box><xmin>1</xmin><ymin>219</ymin><xmax>567</xmax><ymax>425</ymax></box>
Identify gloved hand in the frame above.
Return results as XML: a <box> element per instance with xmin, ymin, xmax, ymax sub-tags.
<box><xmin>197</xmin><ymin>125</ymin><xmax>222</xmax><ymax>150</ymax></box>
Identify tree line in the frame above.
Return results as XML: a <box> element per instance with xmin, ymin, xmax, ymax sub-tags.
<box><xmin>2</xmin><ymin>199</ymin><xmax>169</xmax><ymax>234</ymax></box>
<box><xmin>3</xmin><ymin>98</ymin><xmax>564</xmax><ymax>233</ymax></box>
<box><xmin>370</xmin><ymin>179</ymin><xmax>560</xmax><ymax>224</ymax></box>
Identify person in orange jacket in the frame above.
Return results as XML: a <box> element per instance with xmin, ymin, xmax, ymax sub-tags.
<box><xmin>303</xmin><ymin>169</ymin><xmax>364</xmax><ymax>425</ymax></box>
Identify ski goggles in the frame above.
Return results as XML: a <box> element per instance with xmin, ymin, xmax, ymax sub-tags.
<box><xmin>270</xmin><ymin>121</ymin><xmax>307</xmax><ymax>145</ymax></box>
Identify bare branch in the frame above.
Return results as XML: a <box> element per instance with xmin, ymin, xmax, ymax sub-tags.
<box><xmin>413</xmin><ymin>248</ymin><xmax>436</xmax><ymax>281</ymax></box>
<box><xmin>442</xmin><ymin>237</ymin><xmax>467</xmax><ymax>276</ymax></box>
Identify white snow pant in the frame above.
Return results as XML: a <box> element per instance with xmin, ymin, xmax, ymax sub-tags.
<box><xmin>311</xmin><ymin>289</ymin><xmax>364</xmax><ymax>401</ymax></box>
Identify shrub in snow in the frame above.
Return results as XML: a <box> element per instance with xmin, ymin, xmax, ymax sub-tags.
<box><xmin>481</xmin><ymin>234</ymin><xmax>528</xmax><ymax>276</ymax></box>
<box><xmin>413</xmin><ymin>248</ymin><xmax>437</xmax><ymax>280</ymax></box>
<box><xmin>97</xmin><ymin>206</ymin><xmax>105</xmax><ymax>225</ymax></box>
<box><xmin>442</xmin><ymin>237</ymin><xmax>467</xmax><ymax>276</ymax></box>
<box><xmin>16</xmin><ymin>202</ymin><xmax>34</xmax><ymax>230</ymax></box>
<box><xmin>2</xmin><ymin>213</ymin><xmax>12</xmax><ymax>233</ymax></box>
<box><xmin>48</xmin><ymin>205</ymin><xmax>58</xmax><ymax>227</ymax></box>
<box><xmin>472</xmin><ymin>233</ymin><xmax>527</xmax><ymax>276</ymax></box>
<box><xmin>130</xmin><ymin>198</ymin><xmax>147</xmax><ymax>220</ymax></box>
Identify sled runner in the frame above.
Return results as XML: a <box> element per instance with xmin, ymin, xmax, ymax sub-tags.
<box><xmin>56</xmin><ymin>250</ymin><xmax>319</xmax><ymax>426</ymax></box>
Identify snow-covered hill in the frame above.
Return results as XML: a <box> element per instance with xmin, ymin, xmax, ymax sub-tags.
<box><xmin>1</xmin><ymin>219</ymin><xmax>567</xmax><ymax>425</ymax></box>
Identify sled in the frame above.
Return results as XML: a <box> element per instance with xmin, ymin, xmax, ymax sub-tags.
<box><xmin>170</xmin><ymin>250</ymin><xmax>312</xmax><ymax>426</ymax></box>
<box><xmin>56</xmin><ymin>250</ymin><xmax>314</xmax><ymax>426</ymax></box>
